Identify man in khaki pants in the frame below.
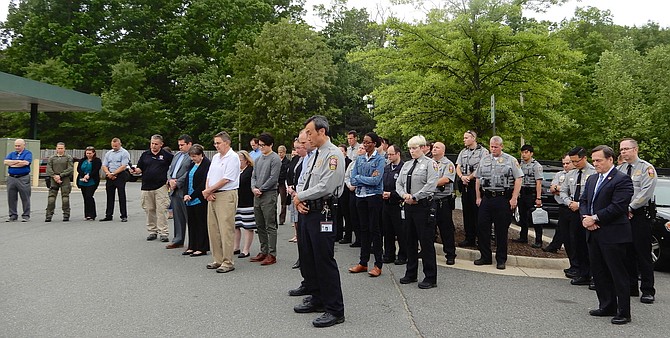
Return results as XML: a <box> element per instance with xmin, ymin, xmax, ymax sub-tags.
<box><xmin>133</xmin><ymin>135</ymin><xmax>174</xmax><ymax>242</ymax></box>
<box><xmin>203</xmin><ymin>131</ymin><xmax>240</xmax><ymax>273</ymax></box>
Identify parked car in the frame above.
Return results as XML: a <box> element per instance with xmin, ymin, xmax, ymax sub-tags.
<box><xmin>39</xmin><ymin>158</ymin><xmax>49</xmax><ymax>178</ymax></box>
<box><xmin>652</xmin><ymin>176</ymin><xmax>670</xmax><ymax>271</ymax></box>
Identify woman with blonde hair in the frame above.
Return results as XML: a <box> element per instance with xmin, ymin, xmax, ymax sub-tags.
<box><xmin>234</xmin><ymin>150</ymin><xmax>256</xmax><ymax>257</ymax></box>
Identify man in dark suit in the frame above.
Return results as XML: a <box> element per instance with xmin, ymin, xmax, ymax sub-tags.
<box><xmin>579</xmin><ymin>145</ymin><xmax>634</xmax><ymax>325</ymax></box>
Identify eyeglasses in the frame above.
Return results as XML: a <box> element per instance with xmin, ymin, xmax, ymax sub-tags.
<box><xmin>571</xmin><ymin>158</ymin><xmax>584</xmax><ymax>164</ymax></box>
<box><xmin>258</xmin><ymin>143</ymin><xmax>266</xmax><ymax>147</ymax></box>
<box><xmin>362</xmin><ymin>141</ymin><xmax>374</xmax><ymax>145</ymax></box>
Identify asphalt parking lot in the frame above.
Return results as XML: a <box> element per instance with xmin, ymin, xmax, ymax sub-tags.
<box><xmin>1</xmin><ymin>182</ymin><xmax>670</xmax><ymax>337</ymax></box>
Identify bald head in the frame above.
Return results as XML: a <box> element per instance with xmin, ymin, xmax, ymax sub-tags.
<box><xmin>14</xmin><ymin>139</ymin><xmax>26</xmax><ymax>152</ymax></box>
<box><xmin>431</xmin><ymin>142</ymin><xmax>446</xmax><ymax>160</ymax></box>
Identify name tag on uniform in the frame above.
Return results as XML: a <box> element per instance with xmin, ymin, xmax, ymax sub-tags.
<box><xmin>320</xmin><ymin>221</ymin><xmax>333</xmax><ymax>232</ymax></box>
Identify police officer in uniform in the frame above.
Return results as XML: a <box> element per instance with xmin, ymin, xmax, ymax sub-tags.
<box><xmin>617</xmin><ymin>138</ymin><xmax>657</xmax><ymax>304</ymax></box>
<box><xmin>396</xmin><ymin>135</ymin><xmax>439</xmax><ymax>289</ymax></box>
<box><xmin>560</xmin><ymin>146</ymin><xmax>596</xmax><ymax>285</ymax></box>
<box><xmin>473</xmin><ymin>136</ymin><xmax>523</xmax><ymax>270</ymax></box>
<box><xmin>432</xmin><ymin>142</ymin><xmax>457</xmax><ymax>265</ymax></box>
<box><xmin>543</xmin><ymin>154</ymin><xmax>575</xmax><ymax>255</ymax></box>
<box><xmin>513</xmin><ymin>144</ymin><xmax>544</xmax><ymax>248</ymax></box>
<box><xmin>381</xmin><ymin>144</ymin><xmax>406</xmax><ymax>265</ymax></box>
<box><xmin>292</xmin><ymin>115</ymin><xmax>345</xmax><ymax>327</ymax></box>
<box><xmin>456</xmin><ymin>130</ymin><xmax>489</xmax><ymax>247</ymax></box>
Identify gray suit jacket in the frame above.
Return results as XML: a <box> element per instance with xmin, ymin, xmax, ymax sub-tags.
<box><xmin>167</xmin><ymin>151</ymin><xmax>194</xmax><ymax>196</ymax></box>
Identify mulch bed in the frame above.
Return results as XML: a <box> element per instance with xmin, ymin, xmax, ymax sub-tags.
<box><xmin>444</xmin><ymin>209</ymin><xmax>568</xmax><ymax>259</ymax></box>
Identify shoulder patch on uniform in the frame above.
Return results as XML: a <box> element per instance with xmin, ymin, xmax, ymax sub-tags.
<box><xmin>648</xmin><ymin>167</ymin><xmax>655</xmax><ymax>178</ymax></box>
<box><xmin>433</xmin><ymin>162</ymin><xmax>439</xmax><ymax>171</ymax></box>
<box><xmin>448</xmin><ymin>164</ymin><xmax>454</xmax><ymax>174</ymax></box>
<box><xmin>328</xmin><ymin>155</ymin><xmax>338</xmax><ymax>170</ymax></box>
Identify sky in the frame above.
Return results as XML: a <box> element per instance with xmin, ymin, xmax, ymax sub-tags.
<box><xmin>0</xmin><ymin>0</ymin><xmax>669</xmax><ymax>28</ymax></box>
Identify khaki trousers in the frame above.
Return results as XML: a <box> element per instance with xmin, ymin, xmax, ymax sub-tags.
<box><xmin>208</xmin><ymin>190</ymin><xmax>238</xmax><ymax>268</ymax></box>
<box><xmin>141</xmin><ymin>186</ymin><xmax>170</xmax><ymax>235</ymax></box>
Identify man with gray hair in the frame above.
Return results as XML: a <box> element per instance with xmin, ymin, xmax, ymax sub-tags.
<box><xmin>4</xmin><ymin>138</ymin><xmax>32</xmax><ymax>222</ymax></box>
<box><xmin>474</xmin><ymin>136</ymin><xmax>523</xmax><ymax>270</ymax></box>
<box><xmin>134</xmin><ymin>135</ymin><xmax>174</xmax><ymax>242</ymax></box>
<box><xmin>45</xmin><ymin>142</ymin><xmax>74</xmax><ymax>222</ymax></box>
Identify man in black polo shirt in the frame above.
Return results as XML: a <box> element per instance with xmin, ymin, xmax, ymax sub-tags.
<box><xmin>133</xmin><ymin>135</ymin><xmax>174</xmax><ymax>242</ymax></box>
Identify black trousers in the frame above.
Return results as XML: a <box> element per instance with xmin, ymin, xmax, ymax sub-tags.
<box><xmin>461</xmin><ymin>180</ymin><xmax>479</xmax><ymax>243</ymax></box>
<box><xmin>298</xmin><ymin>209</ymin><xmax>344</xmax><ymax>317</ymax></box>
<box><xmin>403</xmin><ymin>203</ymin><xmax>437</xmax><ymax>284</ymax></box>
<box><xmin>104</xmin><ymin>172</ymin><xmax>128</xmax><ymax>219</ymax></box>
<box><xmin>435</xmin><ymin>198</ymin><xmax>456</xmax><ymax>259</ymax></box>
<box><xmin>626</xmin><ymin>212</ymin><xmax>655</xmax><ymax>296</ymax></box>
<box><xmin>477</xmin><ymin>196</ymin><xmax>512</xmax><ymax>264</ymax></box>
<box><xmin>382</xmin><ymin>202</ymin><xmax>406</xmax><ymax>261</ymax></box>
<box><xmin>518</xmin><ymin>193</ymin><xmax>542</xmax><ymax>243</ymax></box>
<box><xmin>348</xmin><ymin>193</ymin><xmax>360</xmax><ymax>243</ymax></box>
<box><xmin>568</xmin><ymin>210</ymin><xmax>590</xmax><ymax>278</ymax></box>
<box><xmin>588</xmin><ymin>237</ymin><xmax>630</xmax><ymax>318</ymax></box>
<box><xmin>336</xmin><ymin>190</ymin><xmax>350</xmax><ymax>241</ymax></box>
<box><xmin>80</xmin><ymin>185</ymin><xmax>97</xmax><ymax>219</ymax></box>
<box><xmin>186</xmin><ymin>203</ymin><xmax>209</xmax><ymax>252</ymax></box>
<box><xmin>357</xmin><ymin>195</ymin><xmax>384</xmax><ymax>268</ymax></box>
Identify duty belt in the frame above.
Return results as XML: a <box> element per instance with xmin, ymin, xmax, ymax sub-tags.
<box><xmin>520</xmin><ymin>186</ymin><xmax>536</xmax><ymax>195</ymax></box>
<box><xmin>306</xmin><ymin>197</ymin><xmax>333</xmax><ymax>212</ymax></box>
<box><xmin>482</xmin><ymin>190</ymin><xmax>510</xmax><ymax>198</ymax></box>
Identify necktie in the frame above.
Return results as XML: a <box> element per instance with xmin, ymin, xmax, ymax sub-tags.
<box><xmin>574</xmin><ymin>169</ymin><xmax>583</xmax><ymax>201</ymax></box>
<box><xmin>594</xmin><ymin>174</ymin><xmax>605</xmax><ymax>194</ymax></box>
<box><xmin>304</xmin><ymin>150</ymin><xmax>319</xmax><ymax>190</ymax></box>
<box><xmin>406</xmin><ymin>159</ymin><xmax>418</xmax><ymax>193</ymax></box>
<box><xmin>626</xmin><ymin>165</ymin><xmax>633</xmax><ymax>177</ymax></box>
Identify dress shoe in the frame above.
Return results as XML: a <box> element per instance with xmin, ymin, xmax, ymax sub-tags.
<box><xmin>165</xmin><ymin>243</ymin><xmax>183</xmax><ymax>249</ymax></box>
<box><xmin>496</xmin><ymin>262</ymin><xmax>506</xmax><ymax>270</ymax></box>
<box><xmin>418</xmin><ymin>281</ymin><xmax>437</xmax><ymax>289</ymax></box>
<box><xmin>530</xmin><ymin>242</ymin><xmax>542</xmax><ymax>249</ymax></box>
<box><xmin>99</xmin><ymin>217</ymin><xmax>113</xmax><ymax>222</ymax></box>
<box><xmin>206</xmin><ymin>262</ymin><xmax>221</xmax><ymax>269</ymax></box>
<box><xmin>394</xmin><ymin>258</ymin><xmax>407</xmax><ymax>265</ymax></box>
<box><xmin>349</xmin><ymin>242</ymin><xmax>361</xmax><ymax>248</ymax></box>
<box><xmin>216</xmin><ymin>266</ymin><xmax>235</xmax><ymax>273</ymax></box>
<box><xmin>458</xmin><ymin>240</ymin><xmax>476</xmax><ymax>248</ymax></box>
<box><xmin>63</xmin><ymin>217</ymin><xmax>69</xmax><ymax>222</ymax></box>
<box><xmin>45</xmin><ymin>218</ymin><xmax>52</xmax><ymax>222</ymax></box>
<box><xmin>238</xmin><ymin>252</ymin><xmax>250</xmax><ymax>258</ymax></box>
<box><xmin>588</xmin><ymin>282</ymin><xmax>596</xmax><ymax>291</ymax></box>
<box><xmin>339</xmin><ymin>238</ymin><xmax>352</xmax><ymax>244</ymax></box>
<box><xmin>563</xmin><ymin>268</ymin><xmax>574</xmax><ymax>274</ymax></box>
<box><xmin>260</xmin><ymin>254</ymin><xmax>277</xmax><ymax>265</ymax></box>
<box><xmin>611</xmin><ymin>316</ymin><xmax>631</xmax><ymax>325</ymax></box>
<box><xmin>250</xmin><ymin>253</ymin><xmax>267</xmax><ymax>262</ymax></box>
<box><xmin>121</xmin><ymin>217</ymin><xmax>128</xmax><ymax>222</ymax></box>
<box><xmin>294</xmin><ymin>301</ymin><xmax>325</xmax><ymax>313</ymax></box>
<box><xmin>6</xmin><ymin>217</ymin><xmax>17</xmax><ymax>222</ymax></box>
<box><xmin>589</xmin><ymin>308</ymin><xmax>617</xmax><ymax>317</ymax></box>
<box><xmin>565</xmin><ymin>271</ymin><xmax>578</xmax><ymax>279</ymax></box>
<box><xmin>146</xmin><ymin>234</ymin><xmax>158</xmax><ymax>241</ymax></box>
<box><xmin>630</xmin><ymin>288</ymin><xmax>640</xmax><ymax>297</ymax></box>
<box><xmin>512</xmin><ymin>238</ymin><xmax>528</xmax><ymax>243</ymax></box>
<box><xmin>399</xmin><ymin>276</ymin><xmax>417</xmax><ymax>284</ymax></box>
<box><xmin>159</xmin><ymin>235</ymin><xmax>169</xmax><ymax>242</ymax></box>
<box><xmin>349</xmin><ymin>264</ymin><xmax>368</xmax><ymax>273</ymax></box>
<box><xmin>233</xmin><ymin>249</ymin><xmax>241</xmax><ymax>255</ymax></box>
<box><xmin>368</xmin><ymin>266</ymin><xmax>382</xmax><ymax>277</ymax></box>
<box><xmin>190</xmin><ymin>251</ymin><xmax>206</xmax><ymax>257</ymax></box>
<box><xmin>288</xmin><ymin>285</ymin><xmax>308</xmax><ymax>296</ymax></box>
<box><xmin>542</xmin><ymin>246</ymin><xmax>559</xmax><ymax>253</ymax></box>
<box><xmin>474</xmin><ymin>258</ymin><xmax>492</xmax><ymax>266</ymax></box>
<box><xmin>640</xmin><ymin>294</ymin><xmax>655</xmax><ymax>304</ymax></box>
<box><xmin>182</xmin><ymin>250</ymin><xmax>193</xmax><ymax>256</ymax></box>
<box><xmin>292</xmin><ymin>260</ymin><xmax>300</xmax><ymax>269</ymax></box>
<box><xmin>382</xmin><ymin>257</ymin><xmax>395</xmax><ymax>264</ymax></box>
<box><xmin>570</xmin><ymin>276</ymin><xmax>592</xmax><ymax>285</ymax></box>
<box><xmin>312</xmin><ymin>312</ymin><xmax>345</xmax><ymax>327</ymax></box>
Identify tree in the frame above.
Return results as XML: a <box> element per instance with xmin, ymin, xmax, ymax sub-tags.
<box><xmin>226</xmin><ymin>19</ymin><xmax>337</xmax><ymax>147</ymax></box>
<box><xmin>350</xmin><ymin>0</ymin><xmax>581</xmax><ymax>155</ymax></box>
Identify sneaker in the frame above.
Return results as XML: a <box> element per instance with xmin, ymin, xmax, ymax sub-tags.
<box><xmin>146</xmin><ymin>234</ymin><xmax>158</xmax><ymax>241</ymax></box>
<box><xmin>121</xmin><ymin>217</ymin><xmax>128</xmax><ymax>222</ymax></box>
<box><xmin>160</xmin><ymin>235</ymin><xmax>169</xmax><ymax>242</ymax></box>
